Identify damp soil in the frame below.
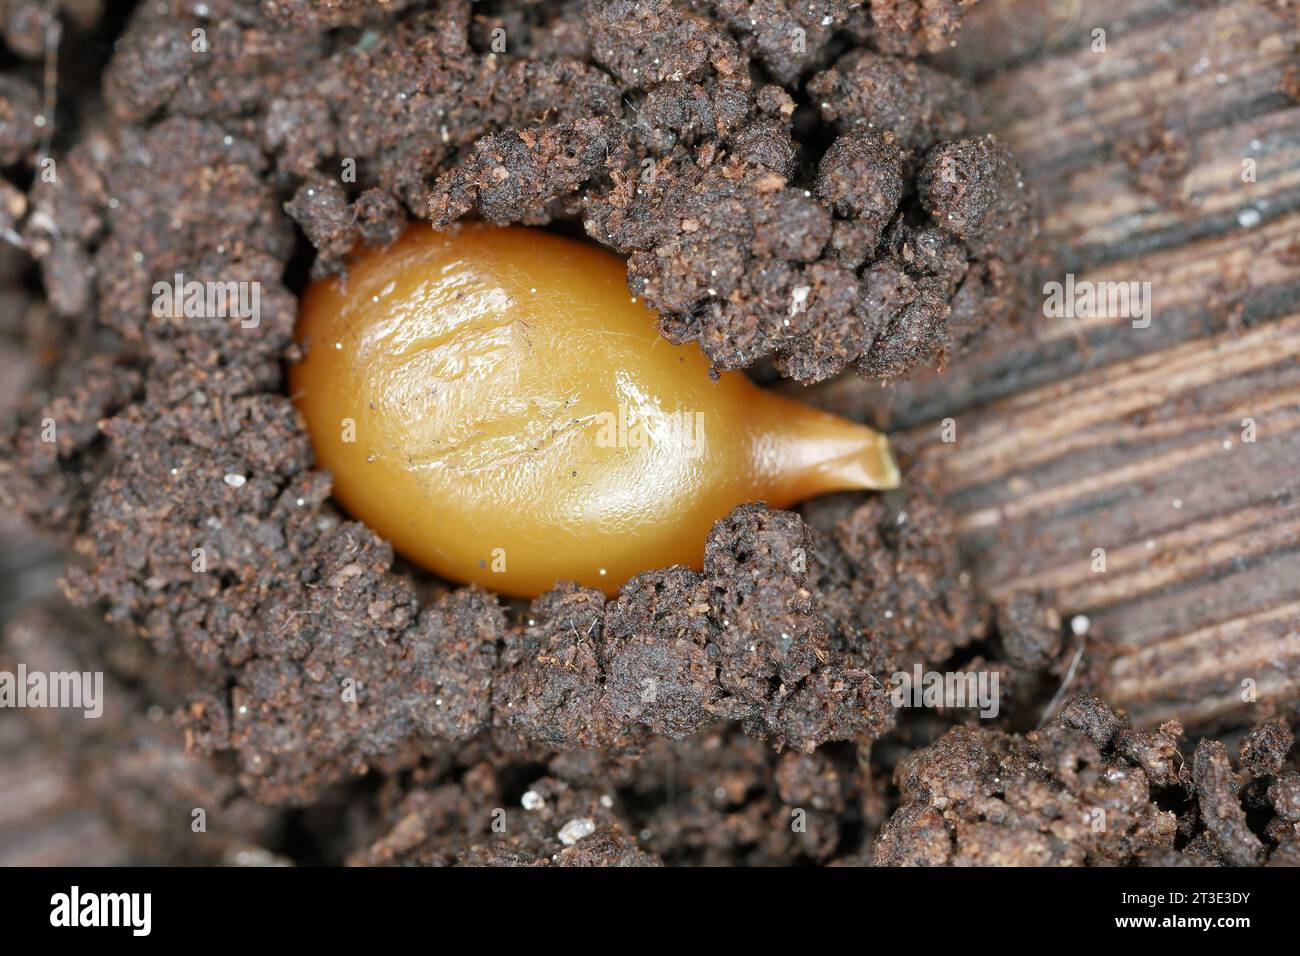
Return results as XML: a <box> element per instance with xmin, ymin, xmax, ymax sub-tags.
<box><xmin>0</xmin><ymin>0</ymin><xmax>1296</xmax><ymax>867</ymax></box>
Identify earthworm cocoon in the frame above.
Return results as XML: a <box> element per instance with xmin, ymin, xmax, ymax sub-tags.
<box><xmin>292</xmin><ymin>223</ymin><xmax>899</xmax><ymax>598</ymax></box>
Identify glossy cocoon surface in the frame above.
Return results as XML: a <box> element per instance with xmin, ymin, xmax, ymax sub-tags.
<box><xmin>291</xmin><ymin>223</ymin><xmax>899</xmax><ymax>598</ymax></box>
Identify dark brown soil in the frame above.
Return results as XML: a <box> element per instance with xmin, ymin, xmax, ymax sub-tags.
<box><xmin>0</xmin><ymin>0</ymin><xmax>1294</xmax><ymax>867</ymax></box>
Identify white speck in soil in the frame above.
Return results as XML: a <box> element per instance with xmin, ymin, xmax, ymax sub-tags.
<box><xmin>558</xmin><ymin>817</ymin><xmax>595</xmax><ymax>846</ymax></box>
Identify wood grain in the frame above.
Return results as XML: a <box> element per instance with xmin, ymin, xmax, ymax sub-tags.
<box><xmin>804</xmin><ymin>0</ymin><xmax>1300</xmax><ymax>729</ymax></box>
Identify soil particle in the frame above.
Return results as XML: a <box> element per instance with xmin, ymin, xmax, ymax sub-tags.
<box><xmin>815</xmin><ymin>129</ymin><xmax>904</xmax><ymax>258</ymax></box>
<box><xmin>807</xmin><ymin>50</ymin><xmax>971</xmax><ymax>156</ymax></box>
<box><xmin>286</xmin><ymin>175</ymin><xmax>358</xmax><ymax>269</ymax></box>
<box><xmin>1192</xmin><ymin>738</ymin><xmax>1264</xmax><ymax>866</ymax></box>
<box><xmin>919</xmin><ymin>136</ymin><xmax>1030</xmax><ymax>257</ymax></box>
<box><xmin>804</xmin><ymin>485</ymin><xmax>983</xmax><ymax>669</ymax></box>
<box><xmin>871</xmin><ymin>693</ymin><xmax>1292</xmax><ymax>866</ymax></box>
<box><xmin>351</xmin><ymin>187</ymin><xmax>407</xmax><ymax>248</ymax></box>
<box><xmin>587</xmin><ymin>0</ymin><xmax>748</xmax><ymax>91</ymax></box>
<box><xmin>994</xmin><ymin>590</ymin><xmax>1062</xmax><ymax>671</ymax></box>
<box><xmin>611</xmin><ymin>724</ymin><xmax>856</xmax><ymax>864</ymax></box>
<box><xmin>1268</xmin><ymin>773</ymin><xmax>1300</xmax><ymax>823</ymax></box>
<box><xmin>858</xmin><ymin>0</ymin><xmax>980</xmax><ymax>56</ymax></box>
<box><xmin>1115</xmin><ymin>720</ymin><xmax>1187</xmax><ymax>790</ymax></box>
<box><xmin>1239</xmin><ymin>717</ymin><xmax>1294</xmax><ymax>778</ymax></box>
<box><xmin>428</xmin><ymin>118</ymin><xmax>624</xmax><ymax>228</ymax></box>
<box><xmin>352</xmin><ymin>767</ymin><xmax>659</xmax><ymax>867</ymax></box>
<box><xmin>707</xmin><ymin>0</ymin><xmax>849</xmax><ymax>86</ymax></box>
<box><xmin>1058</xmin><ymin>693</ymin><xmax>1125</xmax><ymax>750</ymax></box>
